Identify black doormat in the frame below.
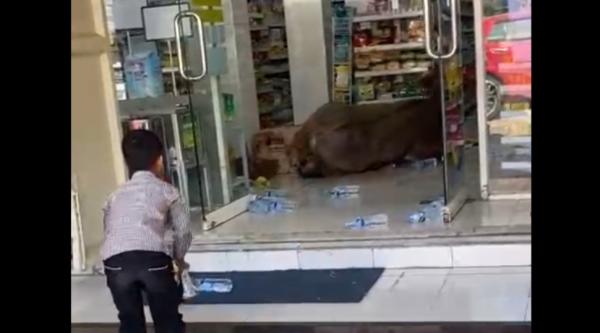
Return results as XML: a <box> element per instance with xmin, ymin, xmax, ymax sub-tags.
<box><xmin>179</xmin><ymin>268</ymin><xmax>384</xmax><ymax>304</ymax></box>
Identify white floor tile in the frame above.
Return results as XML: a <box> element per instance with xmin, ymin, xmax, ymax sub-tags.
<box><xmin>298</xmin><ymin>248</ymin><xmax>373</xmax><ymax>269</ymax></box>
<box><xmin>187</xmin><ymin>252</ymin><xmax>230</xmax><ymax>272</ymax></box>
<box><xmin>449</xmin><ymin>266</ymin><xmax>531</xmax><ymax>275</ymax></box>
<box><xmin>228</xmin><ymin>250</ymin><xmax>299</xmax><ymax>271</ymax></box>
<box><xmin>373</xmin><ymin>246</ymin><xmax>452</xmax><ymax>268</ymax></box>
<box><xmin>451</xmin><ymin>244</ymin><xmax>531</xmax><ymax>267</ymax></box>
<box><xmin>440</xmin><ymin>272</ymin><xmax>530</xmax><ymax>299</ymax></box>
<box><xmin>73</xmin><ymin>267</ymin><xmax>531</xmax><ymax>323</ymax></box>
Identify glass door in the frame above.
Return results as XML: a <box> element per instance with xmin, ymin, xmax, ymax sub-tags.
<box><xmin>475</xmin><ymin>0</ymin><xmax>531</xmax><ymax>199</ymax></box>
<box><xmin>108</xmin><ymin>0</ymin><xmax>251</xmax><ymax>231</ymax></box>
<box><xmin>423</xmin><ymin>0</ymin><xmax>469</xmax><ymax>222</ymax></box>
<box><xmin>174</xmin><ymin>3</ymin><xmax>252</xmax><ymax>228</ymax></box>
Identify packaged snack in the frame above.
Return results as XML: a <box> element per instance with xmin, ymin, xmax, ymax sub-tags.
<box><xmin>387</xmin><ymin>61</ymin><xmax>401</xmax><ymax>70</ymax></box>
<box><xmin>334</xmin><ymin>65</ymin><xmax>350</xmax><ymax>89</ymax></box>
<box><xmin>403</xmin><ymin>61</ymin><xmax>417</xmax><ymax>68</ymax></box>
<box><xmin>375</xmin><ymin>80</ymin><xmax>392</xmax><ymax>95</ymax></box>
<box><xmin>353</xmin><ymin>31</ymin><xmax>371</xmax><ymax>47</ymax></box>
<box><xmin>358</xmin><ymin>83</ymin><xmax>376</xmax><ymax>100</ymax></box>
<box><xmin>355</xmin><ymin>54</ymin><xmax>371</xmax><ymax>70</ymax></box>
<box><xmin>407</xmin><ymin>20</ymin><xmax>425</xmax><ymax>42</ymax></box>
<box><xmin>369</xmin><ymin>51</ymin><xmax>386</xmax><ymax>63</ymax></box>
<box><xmin>372</xmin><ymin>63</ymin><xmax>387</xmax><ymax>71</ymax></box>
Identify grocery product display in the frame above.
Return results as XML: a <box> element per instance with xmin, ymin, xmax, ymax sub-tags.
<box><xmin>352</xmin><ymin>15</ymin><xmax>431</xmax><ymax>104</ymax></box>
<box><xmin>332</xmin><ymin>0</ymin><xmax>353</xmax><ymax>104</ymax></box>
<box><xmin>248</xmin><ymin>0</ymin><xmax>294</xmax><ymax>129</ymax></box>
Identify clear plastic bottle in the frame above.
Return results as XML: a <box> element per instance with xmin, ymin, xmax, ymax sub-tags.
<box><xmin>412</xmin><ymin>158</ymin><xmax>438</xmax><ymax>171</ymax></box>
<box><xmin>248</xmin><ymin>197</ymin><xmax>296</xmax><ymax>214</ymax></box>
<box><xmin>329</xmin><ymin>185</ymin><xmax>361</xmax><ymax>199</ymax></box>
<box><xmin>421</xmin><ymin>200</ymin><xmax>443</xmax><ymax>224</ymax></box>
<box><xmin>195</xmin><ymin>278</ymin><xmax>233</xmax><ymax>293</ymax></box>
<box><xmin>345</xmin><ymin>213</ymin><xmax>389</xmax><ymax>230</ymax></box>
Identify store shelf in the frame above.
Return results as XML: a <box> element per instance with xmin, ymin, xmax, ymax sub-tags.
<box><xmin>354</xmin><ymin>42</ymin><xmax>425</xmax><ymax>53</ymax></box>
<box><xmin>501</xmin><ymin>136</ymin><xmax>531</xmax><ymax>145</ymax></box>
<box><xmin>259</xmin><ymin>66</ymin><xmax>290</xmax><ymax>75</ymax></box>
<box><xmin>353</xmin><ymin>10</ymin><xmax>424</xmax><ymax>23</ymax></box>
<box><xmin>354</xmin><ymin>67</ymin><xmax>429</xmax><ymax>78</ymax></box>
<box><xmin>256</xmin><ymin>85</ymin><xmax>274</xmax><ymax>94</ymax></box>
<box><xmin>356</xmin><ymin>95</ymin><xmax>426</xmax><ymax>105</ymax></box>
<box><xmin>250</xmin><ymin>26</ymin><xmax>268</xmax><ymax>31</ymax></box>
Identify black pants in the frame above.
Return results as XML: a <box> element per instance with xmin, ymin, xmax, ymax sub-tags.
<box><xmin>104</xmin><ymin>251</ymin><xmax>185</xmax><ymax>333</ymax></box>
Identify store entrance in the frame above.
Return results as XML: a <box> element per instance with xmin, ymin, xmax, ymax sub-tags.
<box><xmin>104</xmin><ymin>0</ymin><xmax>478</xmax><ymax>242</ymax></box>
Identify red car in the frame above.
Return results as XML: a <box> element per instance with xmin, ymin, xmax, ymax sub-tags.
<box><xmin>483</xmin><ymin>9</ymin><xmax>531</xmax><ymax>119</ymax></box>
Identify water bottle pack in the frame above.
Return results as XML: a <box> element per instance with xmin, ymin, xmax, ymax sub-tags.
<box><xmin>345</xmin><ymin>213</ymin><xmax>389</xmax><ymax>230</ymax></box>
<box><xmin>328</xmin><ymin>185</ymin><xmax>360</xmax><ymax>199</ymax></box>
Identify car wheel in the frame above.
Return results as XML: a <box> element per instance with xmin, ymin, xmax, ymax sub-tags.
<box><xmin>485</xmin><ymin>76</ymin><xmax>503</xmax><ymax>120</ymax></box>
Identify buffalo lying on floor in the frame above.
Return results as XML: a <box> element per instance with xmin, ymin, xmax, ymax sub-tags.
<box><xmin>289</xmin><ymin>69</ymin><xmax>443</xmax><ymax>178</ymax></box>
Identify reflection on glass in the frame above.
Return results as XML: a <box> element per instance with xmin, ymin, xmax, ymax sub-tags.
<box><xmin>483</xmin><ymin>0</ymin><xmax>531</xmax><ymax>194</ymax></box>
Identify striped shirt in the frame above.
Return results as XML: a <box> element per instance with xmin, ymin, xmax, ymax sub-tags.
<box><xmin>100</xmin><ymin>171</ymin><xmax>192</xmax><ymax>261</ymax></box>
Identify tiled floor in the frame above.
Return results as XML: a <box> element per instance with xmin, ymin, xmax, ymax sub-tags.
<box><xmin>192</xmin><ymin>164</ymin><xmax>531</xmax><ymax>245</ymax></box>
<box><xmin>72</xmin><ymin>267</ymin><xmax>531</xmax><ymax>324</ymax></box>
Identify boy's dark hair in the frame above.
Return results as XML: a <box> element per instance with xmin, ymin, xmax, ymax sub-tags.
<box><xmin>121</xmin><ymin>129</ymin><xmax>164</xmax><ymax>176</ymax></box>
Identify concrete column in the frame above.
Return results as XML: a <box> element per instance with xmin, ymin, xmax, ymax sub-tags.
<box><xmin>71</xmin><ymin>0</ymin><xmax>126</xmax><ymax>262</ymax></box>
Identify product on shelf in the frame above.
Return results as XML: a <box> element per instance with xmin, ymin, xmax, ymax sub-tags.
<box><xmin>366</xmin><ymin>0</ymin><xmax>391</xmax><ymax>14</ymax></box>
<box><xmin>334</xmin><ymin>65</ymin><xmax>351</xmax><ymax>89</ymax></box>
<box><xmin>404</xmin><ymin>19</ymin><xmax>425</xmax><ymax>43</ymax></box>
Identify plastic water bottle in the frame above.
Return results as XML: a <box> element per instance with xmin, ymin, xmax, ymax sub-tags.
<box><xmin>413</xmin><ymin>158</ymin><xmax>438</xmax><ymax>171</ymax></box>
<box><xmin>345</xmin><ymin>213</ymin><xmax>389</xmax><ymax>230</ymax></box>
<box><xmin>261</xmin><ymin>189</ymin><xmax>287</xmax><ymax>198</ymax></box>
<box><xmin>422</xmin><ymin>200</ymin><xmax>443</xmax><ymax>224</ymax></box>
<box><xmin>248</xmin><ymin>197</ymin><xmax>295</xmax><ymax>214</ymax></box>
<box><xmin>195</xmin><ymin>278</ymin><xmax>233</xmax><ymax>293</ymax></box>
<box><xmin>329</xmin><ymin>185</ymin><xmax>360</xmax><ymax>199</ymax></box>
<box><xmin>407</xmin><ymin>211</ymin><xmax>426</xmax><ymax>224</ymax></box>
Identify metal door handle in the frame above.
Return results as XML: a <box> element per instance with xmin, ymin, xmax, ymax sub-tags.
<box><xmin>174</xmin><ymin>11</ymin><xmax>207</xmax><ymax>81</ymax></box>
<box><xmin>423</xmin><ymin>0</ymin><xmax>458</xmax><ymax>59</ymax></box>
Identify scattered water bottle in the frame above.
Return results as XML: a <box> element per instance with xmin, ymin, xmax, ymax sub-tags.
<box><xmin>422</xmin><ymin>199</ymin><xmax>443</xmax><ymax>224</ymax></box>
<box><xmin>345</xmin><ymin>213</ymin><xmax>389</xmax><ymax>230</ymax></box>
<box><xmin>248</xmin><ymin>196</ymin><xmax>296</xmax><ymax>214</ymax></box>
<box><xmin>412</xmin><ymin>158</ymin><xmax>438</xmax><ymax>171</ymax></box>
<box><xmin>195</xmin><ymin>278</ymin><xmax>233</xmax><ymax>293</ymax></box>
<box><xmin>329</xmin><ymin>185</ymin><xmax>360</xmax><ymax>199</ymax></box>
<box><xmin>407</xmin><ymin>211</ymin><xmax>426</xmax><ymax>224</ymax></box>
<box><xmin>263</xmin><ymin>189</ymin><xmax>287</xmax><ymax>198</ymax></box>
<box><xmin>407</xmin><ymin>197</ymin><xmax>444</xmax><ymax>224</ymax></box>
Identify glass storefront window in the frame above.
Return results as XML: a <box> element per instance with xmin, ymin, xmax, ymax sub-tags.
<box><xmin>480</xmin><ymin>0</ymin><xmax>531</xmax><ymax>197</ymax></box>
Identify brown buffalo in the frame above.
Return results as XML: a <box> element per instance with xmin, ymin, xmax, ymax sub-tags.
<box><xmin>289</xmin><ymin>68</ymin><xmax>443</xmax><ymax>178</ymax></box>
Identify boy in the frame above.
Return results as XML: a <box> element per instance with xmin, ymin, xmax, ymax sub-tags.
<box><xmin>100</xmin><ymin>129</ymin><xmax>192</xmax><ymax>333</ymax></box>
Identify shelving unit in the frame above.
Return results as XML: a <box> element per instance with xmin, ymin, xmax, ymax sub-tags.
<box><xmin>347</xmin><ymin>2</ymin><xmax>432</xmax><ymax>105</ymax></box>
<box><xmin>247</xmin><ymin>0</ymin><xmax>293</xmax><ymax>129</ymax></box>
